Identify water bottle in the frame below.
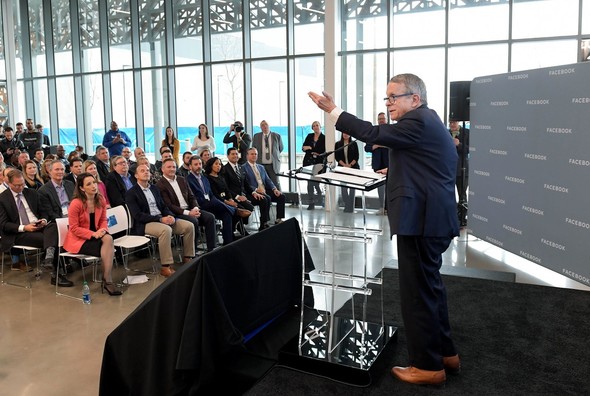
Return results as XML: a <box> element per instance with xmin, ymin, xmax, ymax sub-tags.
<box><xmin>82</xmin><ymin>281</ymin><xmax>91</xmax><ymax>304</ymax></box>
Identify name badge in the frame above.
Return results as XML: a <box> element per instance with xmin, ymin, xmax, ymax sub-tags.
<box><xmin>61</xmin><ymin>204</ymin><xmax>69</xmax><ymax>216</ymax></box>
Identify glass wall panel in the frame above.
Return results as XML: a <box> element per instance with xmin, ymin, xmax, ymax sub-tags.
<box><xmin>0</xmin><ymin>3</ymin><xmax>5</xmax><ymax>80</ymax></box>
<box><xmin>55</xmin><ymin>77</ymin><xmax>77</xmax><ymax>150</ymax></box>
<box><xmin>251</xmin><ymin>59</ymin><xmax>288</xmax><ymax>172</ymax></box>
<box><xmin>449</xmin><ymin>2</ymin><xmax>509</xmax><ymax>43</ymax></box>
<box><xmin>13</xmin><ymin>2</ymin><xmax>25</xmax><ymax>79</ymax></box>
<box><xmin>512</xmin><ymin>0</ymin><xmax>578</xmax><ymax>39</ymax></box>
<box><xmin>79</xmin><ymin>0</ymin><xmax>102</xmax><ymax>73</ymax></box>
<box><xmin>584</xmin><ymin>0</ymin><xmax>590</xmax><ymax>34</ymax></box>
<box><xmin>250</xmin><ymin>0</ymin><xmax>287</xmax><ymax>57</ymax></box>
<box><xmin>139</xmin><ymin>0</ymin><xmax>165</xmax><ymax>67</ymax></box>
<box><xmin>53</xmin><ymin>0</ymin><xmax>73</xmax><ymax>75</ymax></box>
<box><xmin>173</xmin><ymin>0</ymin><xmax>203</xmax><ymax>64</ymax></box>
<box><xmin>110</xmin><ymin>71</ymin><xmax>136</xmax><ymax>146</ymax></box>
<box><xmin>142</xmin><ymin>69</ymin><xmax>169</xmax><ymax>156</ymax></box>
<box><xmin>82</xmin><ymin>73</ymin><xmax>105</xmax><ymax>153</ymax></box>
<box><xmin>294</xmin><ymin>56</ymin><xmax>324</xmax><ymax>168</ymax></box>
<box><xmin>108</xmin><ymin>0</ymin><xmax>133</xmax><ymax>70</ymax></box>
<box><xmin>511</xmin><ymin>40</ymin><xmax>578</xmax><ymax>71</ymax></box>
<box><xmin>294</xmin><ymin>1</ymin><xmax>325</xmax><ymax>54</ymax></box>
<box><xmin>32</xmin><ymin>79</ymin><xmax>50</xmax><ymax>129</ymax></box>
<box><xmin>211</xmin><ymin>0</ymin><xmax>243</xmax><ymax>61</ymax></box>
<box><xmin>392</xmin><ymin>48</ymin><xmax>446</xmax><ymax>117</ymax></box>
<box><xmin>175</xmin><ymin>65</ymin><xmax>205</xmax><ymax>154</ymax></box>
<box><xmin>393</xmin><ymin>6</ymin><xmax>445</xmax><ymax>47</ymax></box>
<box><xmin>212</xmin><ymin>62</ymin><xmax>244</xmax><ymax>133</ymax></box>
<box><xmin>29</xmin><ymin>0</ymin><xmax>47</xmax><ymax>77</ymax></box>
<box><xmin>16</xmin><ymin>81</ymin><xmax>26</xmax><ymax>124</ymax></box>
<box><xmin>448</xmin><ymin>44</ymin><xmax>509</xmax><ymax>81</ymax></box>
<box><xmin>344</xmin><ymin>0</ymin><xmax>387</xmax><ymax>51</ymax></box>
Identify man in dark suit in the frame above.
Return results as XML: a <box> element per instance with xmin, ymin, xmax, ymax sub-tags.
<box><xmin>309</xmin><ymin>73</ymin><xmax>460</xmax><ymax>386</ymax></box>
<box><xmin>0</xmin><ymin>169</ymin><xmax>72</xmax><ymax>287</ymax></box>
<box><xmin>242</xmin><ymin>147</ymin><xmax>285</xmax><ymax>228</ymax></box>
<box><xmin>157</xmin><ymin>158</ymin><xmax>217</xmax><ymax>252</ymax></box>
<box><xmin>93</xmin><ymin>145</ymin><xmax>111</xmax><ymax>181</ymax></box>
<box><xmin>251</xmin><ymin>120</ymin><xmax>284</xmax><ymax>189</ymax></box>
<box><xmin>105</xmin><ymin>155</ymin><xmax>136</xmax><ymax>208</ymax></box>
<box><xmin>126</xmin><ymin>164</ymin><xmax>195</xmax><ymax>278</ymax></box>
<box><xmin>223</xmin><ymin>147</ymin><xmax>255</xmax><ymax>233</ymax></box>
<box><xmin>38</xmin><ymin>160</ymin><xmax>75</xmax><ymax>222</ymax></box>
<box><xmin>364</xmin><ymin>112</ymin><xmax>390</xmax><ymax>213</ymax></box>
<box><xmin>186</xmin><ymin>155</ymin><xmax>234</xmax><ymax>246</ymax></box>
<box><xmin>64</xmin><ymin>157</ymin><xmax>83</xmax><ymax>185</ymax></box>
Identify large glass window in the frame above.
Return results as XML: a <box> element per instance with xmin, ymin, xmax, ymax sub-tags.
<box><xmin>511</xmin><ymin>40</ymin><xmax>579</xmax><ymax>71</ymax></box>
<box><xmin>175</xmin><ymin>65</ymin><xmax>205</xmax><ymax>154</ymax></box>
<box><xmin>211</xmin><ymin>0</ymin><xmax>243</xmax><ymax>61</ymax></box>
<box><xmin>512</xmin><ymin>0</ymin><xmax>579</xmax><ymax>39</ymax></box>
<box><xmin>343</xmin><ymin>0</ymin><xmax>388</xmax><ymax>51</ymax></box>
<box><xmin>82</xmin><ymin>73</ymin><xmax>105</xmax><ymax>152</ymax></box>
<box><xmin>108</xmin><ymin>0</ymin><xmax>133</xmax><ymax>70</ymax></box>
<box><xmin>32</xmin><ymin>79</ymin><xmax>50</xmax><ymax>128</ymax></box>
<box><xmin>393</xmin><ymin>4</ymin><xmax>446</xmax><ymax>47</ymax></box>
<box><xmin>448</xmin><ymin>44</ymin><xmax>509</xmax><ymax>81</ymax></box>
<box><xmin>250</xmin><ymin>1</ymin><xmax>287</xmax><ymax>57</ymax></box>
<box><xmin>79</xmin><ymin>0</ymin><xmax>102</xmax><ymax>73</ymax></box>
<box><xmin>139</xmin><ymin>0</ymin><xmax>165</xmax><ymax>68</ymax></box>
<box><xmin>584</xmin><ymin>0</ymin><xmax>590</xmax><ymax>34</ymax></box>
<box><xmin>29</xmin><ymin>0</ymin><xmax>47</xmax><ymax>77</ymax></box>
<box><xmin>142</xmin><ymin>69</ymin><xmax>169</xmax><ymax>155</ymax></box>
<box><xmin>173</xmin><ymin>1</ymin><xmax>203</xmax><ymax>64</ymax></box>
<box><xmin>212</xmin><ymin>62</ymin><xmax>244</xmax><ymax>128</ymax></box>
<box><xmin>110</xmin><ymin>71</ymin><xmax>136</xmax><ymax>145</ymax></box>
<box><xmin>449</xmin><ymin>2</ymin><xmax>509</xmax><ymax>43</ymax></box>
<box><xmin>55</xmin><ymin>77</ymin><xmax>77</xmax><ymax>150</ymax></box>
<box><xmin>294</xmin><ymin>1</ymin><xmax>325</xmax><ymax>54</ymax></box>
<box><xmin>53</xmin><ymin>0</ymin><xmax>73</xmax><ymax>75</ymax></box>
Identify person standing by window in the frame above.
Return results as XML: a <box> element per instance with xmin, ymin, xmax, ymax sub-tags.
<box><xmin>302</xmin><ymin>121</ymin><xmax>325</xmax><ymax>210</ymax></box>
<box><xmin>334</xmin><ymin>133</ymin><xmax>359</xmax><ymax>213</ymax></box>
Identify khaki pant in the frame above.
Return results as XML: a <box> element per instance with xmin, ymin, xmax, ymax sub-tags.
<box><xmin>144</xmin><ymin>219</ymin><xmax>195</xmax><ymax>265</ymax></box>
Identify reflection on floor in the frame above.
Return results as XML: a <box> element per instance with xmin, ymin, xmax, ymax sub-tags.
<box><xmin>1</xmin><ymin>205</ymin><xmax>588</xmax><ymax>395</ymax></box>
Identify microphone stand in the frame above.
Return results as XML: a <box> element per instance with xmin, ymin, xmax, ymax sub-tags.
<box><xmin>315</xmin><ymin>140</ymin><xmax>356</xmax><ymax>174</ymax></box>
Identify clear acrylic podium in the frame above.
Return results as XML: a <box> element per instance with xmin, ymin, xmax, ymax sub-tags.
<box><xmin>279</xmin><ymin>164</ymin><xmax>397</xmax><ymax>384</ymax></box>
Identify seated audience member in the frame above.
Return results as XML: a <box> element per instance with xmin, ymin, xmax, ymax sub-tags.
<box><xmin>224</xmin><ymin>147</ymin><xmax>269</xmax><ymax>231</ymax></box>
<box><xmin>204</xmin><ymin>156</ymin><xmax>251</xmax><ymax>234</ymax></box>
<box><xmin>40</xmin><ymin>154</ymin><xmax>56</xmax><ymax>182</ymax></box>
<box><xmin>0</xmin><ymin>164</ymin><xmax>6</xmax><ymax>193</ymax></box>
<box><xmin>242</xmin><ymin>148</ymin><xmax>286</xmax><ymax>225</ymax></box>
<box><xmin>56</xmin><ymin>145</ymin><xmax>70</xmax><ymax>172</ymax></box>
<box><xmin>38</xmin><ymin>160</ymin><xmax>75</xmax><ymax>222</ymax></box>
<box><xmin>126</xmin><ymin>164</ymin><xmax>195</xmax><ymax>277</ymax></box>
<box><xmin>65</xmin><ymin>157</ymin><xmax>83</xmax><ymax>184</ymax></box>
<box><xmin>33</xmin><ymin>148</ymin><xmax>45</xmax><ymax>170</ymax></box>
<box><xmin>64</xmin><ymin>173</ymin><xmax>122</xmax><ymax>296</ymax></box>
<box><xmin>121</xmin><ymin>147</ymin><xmax>133</xmax><ymax>165</ymax></box>
<box><xmin>105</xmin><ymin>155</ymin><xmax>135</xmax><ymax>208</ymax></box>
<box><xmin>83</xmin><ymin>160</ymin><xmax>110</xmax><ymax>208</ymax></box>
<box><xmin>75</xmin><ymin>145</ymin><xmax>88</xmax><ymax>161</ymax></box>
<box><xmin>200</xmin><ymin>148</ymin><xmax>212</xmax><ymax>164</ymax></box>
<box><xmin>155</xmin><ymin>147</ymin><xmax>172</xmax><ymax>172</ymax></box>
<box><xmin>0</xmin><ymin>127</ymin><xmax>25</xmax><ymax>165</ymax></box>
<box><xmin>134</xmin><ymin>156</ymin><xmax>159</xmax><ymax>185</ymax></box>
<box><xmin>129</xmin><ymin>147</ymin><xmax>157</xmax><ymax>175</ymax></box>
<box><xmin>23</xmin><ymin>160</ymin><xmax>44</xmax><ymax>190</ymax></box>
<box><xmin>0</xmin><ymin>169</ymin><xmax>69</xmax><ymax>286</ymax></box>
<box><xmin>93</xmin><ymin>145</ymin><xmax>111</xmax><ymax>181</ymax></box>
<box><xmin>176</xmin><ymin>151</ymin><xmax>192</xmax><ymax>178</ymax></box>
<box><xmin>157</xmin><ymin>158</ymin><xmax>217</xmax><ymax>252</ymax></box>
<box><xmin>17</xmin><ymin>151</ymin><xmax>30</xmax><ymax>171</ymax></box>
<box><xmin>186</xmin><ymin>156</ymin><xmax>234</xmax><ymax>246</ymax></box>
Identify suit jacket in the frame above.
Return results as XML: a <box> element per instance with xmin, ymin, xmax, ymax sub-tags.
<box><xmin>242</xmin><ymin>162</ymin><xmax>277</xmax><ymax>193</ymax></box>
<box><xmin>37</xmin><ymin>179</ymin><xmax>75</xmax><ymax>222</ymax></box>
<box><xmin>105</xmin><ymin>171</ymin><xmax>136</xmax><ymax>208</ymax></box>
<box><xmin>252</xmin><ymin>131</ymin><xmax>283</xmax><ymax>173</ymax></box>
<box><xmin>64</xmin><ymin>173</ymin><xmax>77</xmax><ymax>185</ymax></box>
<box><xmin>334</xmin><ymin>139</ymin><xmax>360</xmax><ymax>169</ymax></box>
<box><xmin>364</xmin><ymin>144</ymin><xmax>389</xmax><ymax>171</ymax></box>
<box><xmin>0</xmin><ymin>188</ymin><xmax>42</xmax><ymax>250</ymax></box>
<box><xmin>96</xmin><ymin>160</ymin><xmax>111</xmax><ymax>182</ymax></box>
<box><xmin>302</xmin><ymin>133</ymin><xmax>326</xmax><ymax>166</ymax></box>
<box><xmin>223</xmin><ymin>131</ymin><xmax>251</xmax><ymax>164</ymax></box>
<box><xmin>156</xmin><ymin>175</ymin><xmax>199</xmax><ymax>216</ymax></box>
<box><xmin>223</xmin><ymin>162</ymin><xmax>247</xmax><ymax>199</ymax></box>
<box><xmin>63</xmin><ymin>197</ymin><xmax>108</xmax><ymax>253</ymax></box>
<box><xmin>186</xmin><ymin>172</ymin><xmax>225</xmax><ymax>208</ymax></box>
<box><xmin>125</xmin><ymin>183</ymin><xmax>174</xmax><ymax>236</ymax></box>
<box><xmin>335</xmin><ymin>105</ymin><xmax>459</xmax><ymax>238</ymax></box>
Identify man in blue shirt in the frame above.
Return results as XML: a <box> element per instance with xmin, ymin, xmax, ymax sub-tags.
<box><xmin>103</xmin><ymin>121</ymin><xmax>132</xmax><ymax>156</ymax></box>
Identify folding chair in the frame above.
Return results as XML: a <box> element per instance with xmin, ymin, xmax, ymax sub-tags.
<box><xmin>1</xmin><ymin>242</ymin><xmax>43</xmax><ymax>289</ymax></box>
<box><xmin>107</xmin><ymin>205</ymin><xmax>155</xmax><ymax>274</ymax></box>
<box><xmin>55</xmin><ymin>218</ymin><xmax>101</xmax><ymax>300</ymax></box>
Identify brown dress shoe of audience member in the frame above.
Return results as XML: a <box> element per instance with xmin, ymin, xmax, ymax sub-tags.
<box><xmin>391</xmin><ymin>366</ymin><xmax>446</xmax><ymax>386</ymax></box>
<box><xmin>182</xmin><ymin>256</ymin><xmax>194</xmax><ymax>265</ymax></box>
<box><xmin>443</xmin><ymin>354</ymin><xmax>461</xmax><ymax>374</ymax></box>
<box><xmin>160</xmin><ymin>266</ymin><xmax>175</xmax><ymax>277</ymax></box>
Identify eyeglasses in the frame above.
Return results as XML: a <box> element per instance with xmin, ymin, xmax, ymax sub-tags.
<box><xmin>383</xmin><ymin>92</ymin><xmax>414</xmax><ymax>104</ymax></box>
<box><xmin>115</xmin><ymin>161</ymin><xmax>127</xmax><ymax>166</ymax></box>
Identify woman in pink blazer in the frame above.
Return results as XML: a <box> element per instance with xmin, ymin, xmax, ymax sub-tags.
<box><xmin>64</xmin><ymin>173</ymin><xmax>122</xmax><ymax>296</ymax></box>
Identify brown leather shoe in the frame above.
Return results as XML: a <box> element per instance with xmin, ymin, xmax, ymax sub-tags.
<box><xmin>182</xmin><ymin>256</ymin><xmax>194</xmax><ymax>264</ymax></box>
<box><xmin>12</xmin><ymin>262</ymin><xmax>33</xmax><ymax>272</ymax></box>
<box><xmin>443</xmin><ymin>354</ymin><xmax>461</xmax><ymax>374</ymax></box>
<box><xmin>160</xmin><ymin>266</ymin><xmax>175</xmax><ymax>277</ymax></box>
<box><xmin>391</xmin><ymin>366</ymin><xmax>446</xmax><ymax>386</ymax></box>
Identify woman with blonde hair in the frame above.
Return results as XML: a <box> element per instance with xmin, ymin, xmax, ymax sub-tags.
<box><xmin>191</xmin><ymin>123</ymin><xmax>216</xmax><ymax>156</ymax></box>
<box><xmin>83</xmin><ymin>160</ymin><xmax>111</xmax><ymax>207</ymax></box>
<box><xmin>40</xmin><ymin>154</ymin><xmax>57</xmax><ymax>182</ymax></box>
<box><xmin>23</xmin><ymin>159</ymin><xmax>44</xmax><ymax>190</ymax></box>
<box><xmin>161</xmin><ymin>126</ymin><xmax>180</xmax><ymax>164</ymax></box>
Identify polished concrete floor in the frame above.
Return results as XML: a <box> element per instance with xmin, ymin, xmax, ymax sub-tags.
<box><xmin>1</xmin><ymin>205</ymin><xmax>588</xmax><ymax>396</ymax></box>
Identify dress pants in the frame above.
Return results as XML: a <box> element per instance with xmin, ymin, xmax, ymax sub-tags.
<box><xmin>396</xmin><ymin>235</ymin><xmax>456</xmax><ymax>371</ymax></box>
<box><xmin>247</xmin><ymin>193</ymin><xmax>271</xmax><ymax>224</ymax></box>
<box><xmin>262</xmin><ymin>163</ymin><xmax>281</xmax><ymax>190</ymax></box>
<box><xmin>200</xmin><ymin>199</ymin><xmax>234</xmax><ymax>245</ymax></box>
<box><xmin>144</xmin><ymin>219</ymin><xmax>195</xmax><ymax>265</ymax></box>
<box><xmin>176</xmin><ymin>210</ymin><xmax>216</xmax><ymax>252</ymax></box>
<box><xmin>14</xmin><ymin>222</ymin><xmax>58</xmax><ymax>269</ymax></box>
<box><xmin>340</xmin><ymin>186</ymin><xmax>355</xmax><ymax>212</ymax></box>
<box><xmin>264</xmin><ymin>189</ymin><xmax>285</xmax><ymax>219</ymax></box>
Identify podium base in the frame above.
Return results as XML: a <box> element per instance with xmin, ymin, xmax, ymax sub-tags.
<box><xmin>278</xmin><ymin>316</ymin><xmax>397</xmax><ymax>386</ymax></box>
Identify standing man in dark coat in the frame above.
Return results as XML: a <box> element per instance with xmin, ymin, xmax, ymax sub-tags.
<box><xmin>309</xmin><ymin>73</ymin><xmax>460</xmax><ymax>387</ymax></box>
<box><xmin>364</xmin><ymin>112</ymin><xmax>390</xmax><ymax>213</ymax></box>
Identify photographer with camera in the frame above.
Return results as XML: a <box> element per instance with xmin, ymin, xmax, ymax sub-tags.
<box><xmin>223</xmin><ymin>121</ymin><xmax>251</xmax><ymax>165</ymax></box>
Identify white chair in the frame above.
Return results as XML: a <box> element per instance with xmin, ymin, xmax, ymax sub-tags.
<box><xmin>1</xmin><ymin>241</ymin><xmax>43</xmax><ymax>289</ymax></box>
<box><xmin>107</xmin><ymin>205</ymin><xmax>155</xmax><ymax>274</ymax></box>
<box><xmin>55</xmin><ymin>218</ymin><xmax>102</xmax><ymax>300</ymax></box>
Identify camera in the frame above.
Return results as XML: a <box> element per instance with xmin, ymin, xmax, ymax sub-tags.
<box><xmin>233</xmin><ymin>123</ymin><xmax>244</xmax><ymax>133</ymax></box>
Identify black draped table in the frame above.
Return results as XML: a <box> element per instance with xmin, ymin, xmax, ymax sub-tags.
<box><xmin>99</xmin><ymin>218</ymin><xmax>305</xmax><ymax>395</ymax></box>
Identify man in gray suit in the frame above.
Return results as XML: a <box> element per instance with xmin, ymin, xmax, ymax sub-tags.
<box><xmin>38</xmin><ymin>160</ymin><xmax>75</xmax><ymax>222</ymax></box>
<box><xmin>251</xmin><ymin>120</ymin><xmax>284</xmax><ymax>190</ymax></box>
